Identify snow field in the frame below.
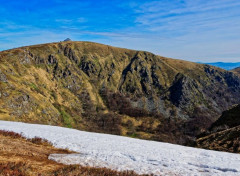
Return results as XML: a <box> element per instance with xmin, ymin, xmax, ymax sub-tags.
<box><xmin>0</xmin><ymin>120</ymin><xmax>239</xmax><ymax>176</ymax></box>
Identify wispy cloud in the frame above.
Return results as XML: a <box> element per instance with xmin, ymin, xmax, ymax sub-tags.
<box><xmin>56</xmin><ymin>17</ymin><xmax>87</xmax><ymax>24</ymax></box>
<box><xmin>0</xmin><ymin>0</ymin><xmax>240</xmax><ymax>62</ymax></box>
<box><xmin>55</xmin><ymin>19</ymin><xmax>73</xmax><ymax>24</ymax></box>
<box><xmin>122</xmin><ymin>0</ymin><xmax>240</xmax><ymax>61</ymax></box>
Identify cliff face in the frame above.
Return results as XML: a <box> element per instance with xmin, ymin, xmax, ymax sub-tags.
<box><xmin>1</xmin><ymin>41</ymin><xmax>240</xmax><ymax>144</ymax></box>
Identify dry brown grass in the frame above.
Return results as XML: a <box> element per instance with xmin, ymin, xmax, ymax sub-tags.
<box><xmin>0</xmin><ymin>130</ymin><xmax>71</xmax><ymax>175</ymax></box>
<box><xmin>53</xmin><ymin>165</ymin><xmax>147</xmax><ymax>176</ymax></box>
<box><xmin>0</xmin><ymin>130</ymin><xmax>53</xmax><ymax>146</ymax></box>
<box><xmin>197</xmin><ymin>126</ymin><xmax>240</xmax><ymax>153</ymax></box>
<box><xmin>0</xmin><ymin>130</ymin><xmax>149</xmax><ymax>176</ymax></box>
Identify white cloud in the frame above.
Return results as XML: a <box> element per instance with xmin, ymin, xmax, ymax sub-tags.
<box><xmin>55</xmin><ymin>19</ymin><xmax>73</xmax><ymax>23</ymax></box>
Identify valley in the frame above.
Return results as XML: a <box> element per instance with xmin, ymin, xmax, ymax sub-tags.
<box><xmin>1</xmin><ymin>41</ymin><xmax>240</xmax><ymax>145</ymax></box>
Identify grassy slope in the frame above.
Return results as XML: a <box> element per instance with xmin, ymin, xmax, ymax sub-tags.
<box><xmin>197</xmin><ymin>104</ymin><xmax>240</xmax><ymax>153</ymax></box>
<box><xmin>1</xmin><ymin>41</ymin><xmax>240</xmax><ymax>145</ymax></box>
<box><xmin>231</xmin><ymin>67</ymin><xmax>240</xmax><ymax>77</ymax></box>
<box><xmin>0</xmin><ymin>130</ymin><xmax>146</xmax><ymax>176</ymax></box>
<box><xmin>197</xmin><ymin>125</ymin><xmax>240</xmax><ymax>153</ymax></box>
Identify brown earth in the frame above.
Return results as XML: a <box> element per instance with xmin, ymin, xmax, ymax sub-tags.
<box><xmin>0</xmin><ymin>130</ymin><xmax>148</xmax><ymax>176</ymax></box>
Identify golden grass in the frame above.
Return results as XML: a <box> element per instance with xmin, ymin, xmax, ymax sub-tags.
<box><xmin>0</xmin><ymin>130</ymin><xmax>150</xmax><ymax>176</ymax></box>
<box><xmin>232</xmin><ymin>67</ymin><xmax>240</xmax><ymax>76</ymax></box>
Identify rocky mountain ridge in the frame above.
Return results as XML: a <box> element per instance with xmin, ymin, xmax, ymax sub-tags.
<box><xmin>1</xmin><ymin>41</ymin><xmax>240</xmax><ymax>144</ymax></box>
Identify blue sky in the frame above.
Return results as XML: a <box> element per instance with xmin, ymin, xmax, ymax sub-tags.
<box><xmin>0</xmin><ymin>0</ymin><xmax>240</xmax><ymax>62</ymax></box>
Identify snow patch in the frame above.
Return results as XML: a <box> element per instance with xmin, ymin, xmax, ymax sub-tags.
<box><xmin>0</xmin><ymin>120</ymin><xmax>239</xmax><ymax>176</ymax></box>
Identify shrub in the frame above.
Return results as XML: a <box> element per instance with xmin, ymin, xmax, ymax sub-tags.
<box><xmin>0</xmin><ymin>130</ymin><xmax>22</xmax><ymax>138</ymax></box>
<box><xmin>99</xmin><ymin>89</ymin><xmax>163</xmax><ymax>118</ymax></box>
<box><xmin>0</xmin><ymin>130</ymin><xmax>53</xmax><ymax>146</ymax></box>
<box><xmin>30</xmin><ymin>137</ymin><xmax>52</xmax><ymax>146</ymax></box>
<box><xmin>0</xmin><ymin>162</ymin><xmax>27</xmax><ymax>176</ymax></box>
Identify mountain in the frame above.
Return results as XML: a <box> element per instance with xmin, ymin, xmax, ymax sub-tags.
<box><xmin>1</xmin><ymin>41</ymin><xmax>240</xmax><ymax>144</ymax></box>
<box><xmin>197</xmin><ymin>104</ymin><xmax>240</xmax><ymax>153</ymax></box>
<box><xmin>231</xmin><ymin>67</ymin><xmax>240</xmax><ymax>76</ymax></box>
<box><xmin>200</xmin><ymin>62</ymin><xmax>240</xmax><ymax>70</ymax></box>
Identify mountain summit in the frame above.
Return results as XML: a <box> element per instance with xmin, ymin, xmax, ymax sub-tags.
<box><xmin>0</xmin><ymin>41</ymin><xmax>240</xmax><ymax>144</ymax></box>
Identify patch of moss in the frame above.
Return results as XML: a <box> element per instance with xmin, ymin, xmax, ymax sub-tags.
<box><xmin>53</xmin><ymin>103</ymin><xmax>74</xmax><ymax>128</ymax></box>
<box><xmin>29</xmin><ymin>83</ymin><xmax>40</xmax><ymax>92</ymax></box>
<box><xmin>60</xmin><ymin>110</ymin><xmax>73</xmax><ymax>128</ymax></box>
<box><xmin>127</xmin><ymin>132</ymin><xmax>138</xmax><ymax>138</ymax></box>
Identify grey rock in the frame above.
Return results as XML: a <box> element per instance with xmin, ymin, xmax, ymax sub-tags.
<box><xmin>48</xmin><ymin>54</ymin><xmax>58</xmax><ymax>65</ymax></box>
<box><xmin>0</xmin><ymin>70</ymin><xmax>8</xmax><ymax>83</ymax></box>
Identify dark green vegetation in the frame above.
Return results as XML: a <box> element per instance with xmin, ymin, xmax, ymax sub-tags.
<box><xmin>197</xmin><ymin>104</ymin><xmax>240</xmax><ymax>153</ymax></box>
<box><xmin>1</xmin><ymin>41</ymin><xmax>240</xmax><ymax>145</ymax></box>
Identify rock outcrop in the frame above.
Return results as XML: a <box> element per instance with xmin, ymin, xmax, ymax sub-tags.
<box><xmin>1</xmin><ymin>41</ymin><xmax>240</xmax><ymax>145</ymax></box>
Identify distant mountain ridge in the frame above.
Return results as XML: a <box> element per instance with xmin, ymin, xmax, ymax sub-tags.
<box><xmin>198</xmin><ymin>62</ymin><xmax>240</xmax><ymax>70</ymax></box>
<box><xmin>1</xmin><ymin>41</ymin><xmax>240</xmax><ymax>145</ymax></box>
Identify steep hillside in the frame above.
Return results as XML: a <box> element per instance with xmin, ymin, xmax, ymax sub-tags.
<box><xmin>1</xmin><ymin>41</ymin><xmax>240</xmax><ymax>144</ymax></box>
<box><xmin>232</xmin><ymin>67</ymin><xmax>240</xmax><ymax>76</ymax></box>
<box><xmin>197</xmin><ymin>104</ymin><xmax>240</xmax><ymax>153</ymax></box>
<box><xmin>211</xmin><ymin>104</ymin><xmax>240</xmax><ymax>131</ymax></box>
<box><xmin>197</xmin><ymin>125</ymin><xmax>240</xmax><ymax>153</ymax></box>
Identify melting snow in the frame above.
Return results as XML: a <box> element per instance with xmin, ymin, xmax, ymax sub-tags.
<box><xmin>0</xmin><ymin>120</ymin><xmax>239</xmax><ymax>176</ymax></box>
